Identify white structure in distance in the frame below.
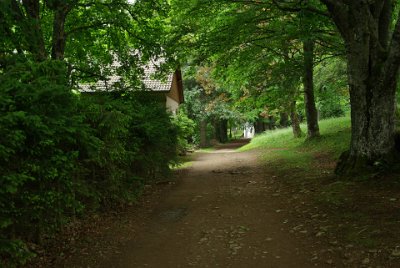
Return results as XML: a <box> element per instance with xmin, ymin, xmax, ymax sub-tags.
<box><xmin>243</xmin><ymin>123</ymin><xmax>254</xmax><ymax>139</ymax></box>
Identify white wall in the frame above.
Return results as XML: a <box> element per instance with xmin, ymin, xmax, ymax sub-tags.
<box><xmin>243</xmin><ymin>124</ymin><xmax>255</xmax><ymax>138</ymax></box>
<box><xmin>166</xmin><ymin>96</ymin><xmax>179</xmax><ymax>115</ymax></box>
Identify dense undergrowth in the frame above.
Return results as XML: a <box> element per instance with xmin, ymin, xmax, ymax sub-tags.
<box><xmin>0</xmin><ymin>61</ymin><xmax>184</xmax><ymax>266</ymax></box>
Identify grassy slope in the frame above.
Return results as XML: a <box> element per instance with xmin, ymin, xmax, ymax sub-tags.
<box><xmin>238</xmin><ymin>117</ymin><xmax>400</xmax><ymax>264</ymax></box>
<box><xmin>239</xmin><ymin>117</ymin><xmax>352</xmax><ymax>181</ymax></box>
<box><xmin>240</xmin><ymin>116</ymin><xmax>351</xmax><ymax>160</ymax></box>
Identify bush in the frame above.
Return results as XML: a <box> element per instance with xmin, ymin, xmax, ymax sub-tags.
<box><xmin>172</xmin><ymin>110</ymin><xmax>196</xmax><ymax>154</ymax></box>
<box><xmin>0</xmin><ymin>62</ymin><xmax>179</xmax><ymax>266</ymax></box>
<box><xmin>79</xmin><ymin>92</ymin><xmax>179</xmax><ymax>207</ymax></box>
<box><xmin>0</xmin><ymin>60</ymin><xmax>91</xmax><ymax>266</ymax></box>
<box><xmin>317</xmin><ymin>87</ymin><xmax>346</xmax><ymax>119</ymax></box>
<box><xmin>314</xmin><ymin>58</ymin><xmax>349</xmax><ymax>119</ymax></box>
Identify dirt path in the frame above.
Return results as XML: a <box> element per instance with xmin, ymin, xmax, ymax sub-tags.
<box><xmin>55</xmin><ymin>140</ymin><xmax>332</xmax><ymax>267</ymax></box>
<box><xmin>97</xmin><ymin>141</ymin><xmax>312</xmax><ymax>267</ymax></box>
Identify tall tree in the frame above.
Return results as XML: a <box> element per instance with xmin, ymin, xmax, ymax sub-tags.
<box><xmin>169</xmin><ymin>0</ymin><xmax>340</xmax><ymax>138</ymax></box>
<box><xmin>317</xmin><ymin>0</ymin><xmax>400</xmax><ymax>174</ymax></box>
<box><xmin>303</xmin><ymin>38</ymin><xmax>320</xmax><ymax>138</ymax></box>
<box><xmin>0</xmin><ymin>0</ymin><xmax>170</xmax><ymax>86</ymax></box>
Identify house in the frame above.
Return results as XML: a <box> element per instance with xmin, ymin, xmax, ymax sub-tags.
<box><xmin>142</xmin><ymin>65</ymin><xmax>184</xmax><ymax>114</ymax></box>
<box><xmin>78</xmin><ymin>59</ymin><xmax>184</xmax><ymax>114</ymax></box>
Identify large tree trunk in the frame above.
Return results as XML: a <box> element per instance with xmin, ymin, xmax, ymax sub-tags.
<box><xmin>303</xmin><ymin>38</ymin><xmax>320</xmax><ymax>139</ymax></box>
<box><xmin>336</xmin><ymin>54</ymin><xmax>398</xmax><ymax>174</ymax></box>
<box><xmin>321</xmin><ymin>1</ymin><xmax>400</xmax><ymax>174</ymax></box>
<box><xmin>290</xmin><ymin>101</ymin><xmax>302</xmax><ymax>138</ymax></box>
<box><xmin>336</xmin><ymin>32</ymin><xmax>398</xmax><ymax>174</ymax></box>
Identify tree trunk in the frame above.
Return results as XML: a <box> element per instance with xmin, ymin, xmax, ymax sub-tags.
<box><xmin>213</xmin><ymin>119</ymin><xmax>219</xmax><ymax>140</ymax></box>
<box><xmin>303</xmin><ymin>38</ymin><xmax>320</xmax><ymax>139</ymax></box>
<box><xmin>219</xmin><ymin>119</ymin><xmax>228</xmax><ymax>143</ymax></box>
<box><xmin>254</xmin><ymin>116</ymin><xmax>266</xmax><ymax>133</ymax></box>
<box><xmin>336</xmin><ymin>39</ymin><xmax>398</xmax><ymax>174</ymax></box>
<box><xmin>321</xmin><ymin>0</ymin><xmax>400</xmax><ymax>175</ymax></box>
<box><xmin>199</xmin><ymin>120</ymin><xmax>208</xmax><ymax>148</ymax></box>
<box><xmin>290</xmin><ymin>101</ymin><xmax>302</xmax><ymax>138</ymax></box>
<box><xmin>279</xmin><ymin>112</ymin><xmax>289</xmax><ymax>128</ymax></box>
<box><xmin>51</xmin><ymin>5</ymin><xmax>70</xmax><ymax>60</ymax></box>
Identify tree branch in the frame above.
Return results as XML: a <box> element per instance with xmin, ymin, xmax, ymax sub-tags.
<box><xmin>319</xmin><ymin>0</ymin><xmax>350</xmax><ymax>42</ymax></box>
<box><xmin>272</xmin><ymin>0</ymin><xmax>329</xmax><ymax>18</ymax></box>
<box><xmin>66</xmin><ymin>22</ymin><xmax>111</xmax><ymax>35</ymax></box>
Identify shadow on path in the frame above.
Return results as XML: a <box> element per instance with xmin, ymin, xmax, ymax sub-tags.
<box><xmin>94</xmin><ymin>139</ymin><xmax>315</xmax><ymax>268</ymax></box>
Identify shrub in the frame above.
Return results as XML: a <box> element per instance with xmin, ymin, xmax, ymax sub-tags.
<box><xmin>0</xmin><ymin>62</ymin><xmax>179</xmax><ymax>266</ymax></box>
<box><xmin>317</xmin><ymin>87</ymin><xmax>346</xmax><ymax>119</ymax></box>
<box><xmin>172</xmin><ymin>110</ymin><xmax>196</xmax><ymax>154</ymax></box>
<box><xmin>79</xmin><ymin>92</ymin><xmax>179</xmax><ymax>206</ymax></box>
<box><xmin>0</xmin><ymin>60</ymin><xmax>92</xmax><ymax>266</ymax></box>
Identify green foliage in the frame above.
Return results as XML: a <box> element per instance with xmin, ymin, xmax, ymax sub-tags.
<box><xmin>0</xmin><ymin>60</ymin><xmax>90</xmax><ymax>266</ymax></box>
<box><xmin>314</xmin><ymin>59</ymin><xmax>349</xmax><ymax>119</ymax></box>
<box><xmin>169</xmin><ymin>0</ymin><xmax>343</xmax><ymax>129</ymax></box>
<box><xmin>79</xmin><ymin>92</ymin><xmax>178</xmax><ymax>207</ymax></box>
<box><xmin>0</xmin><ymin>0</ymin><xmax>172</xmax><ymax>84</ymax></box>
<box><xmin>0</xmin><ymin>0</ymin><xmax>180</xmax><ymax>266</ymax></box>
<box><xmin>181</xmin><ymin>68</ymin><xmax>243</xmax><ymax>145</ymax></box>
<box><xmin>0</xmin><ymin>240</ymin><xmax>34</xmax><ymax>268</ymax></box>
<box><xmin>172</xmin><ymin>110</ymin><xmax>196</xmax><ymax>154</ymax></box>
<box><xmin>0</xmin><ymin>62</ymin><xmax>179</xmax><ymax>266</ymax></box>
<box><xmin>317</xmin><ymin>89</ymin><xmax>346</xmax><ymax>119</ymax></box>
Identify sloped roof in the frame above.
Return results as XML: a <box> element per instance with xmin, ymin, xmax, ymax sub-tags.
<box><xmin>142</xmin><ymin>62</ymin><xmax>174</xmax><ymax>92</ymax></box>
<box><xmin>78</xmin><ymin>58</ymin><xmax>174</xmax><ymax>92</ymax></box>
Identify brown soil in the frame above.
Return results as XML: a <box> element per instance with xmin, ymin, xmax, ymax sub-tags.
<box><xmin>28</xmin><ymin>139</ymin><xmax>400</xmax><ymax>267</ymax></box>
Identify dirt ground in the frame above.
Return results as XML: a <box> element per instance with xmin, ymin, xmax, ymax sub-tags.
<box><xmin>29</xmin><ymin>139</ymin><xmax>400</xmax><ymax>267</ymax></box>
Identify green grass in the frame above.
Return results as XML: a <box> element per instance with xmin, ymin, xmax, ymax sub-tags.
<box><xmin>239</xmin><ymin>116</ymin><xmax>351</xmax><ymax>163</ymax></box>
<box><xmin>238</xmin><ymin>116</ymin><xmax>351</xmax><ymax>184</ymax></box>
<box><xmin>171</xmin><ymin>154</ymin><xmax>194</xmax><ymax>170</ymax></box>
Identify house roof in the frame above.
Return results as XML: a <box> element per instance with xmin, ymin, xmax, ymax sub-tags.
<box><xmin>78</xmin><ymin>58</ymin><xmax>174</xmax><ymax>92</ymax></box>
<box><xmin>142</xmin><ymin>63</ymin><xmax>174</xmax><ymax>92</ymax></box>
